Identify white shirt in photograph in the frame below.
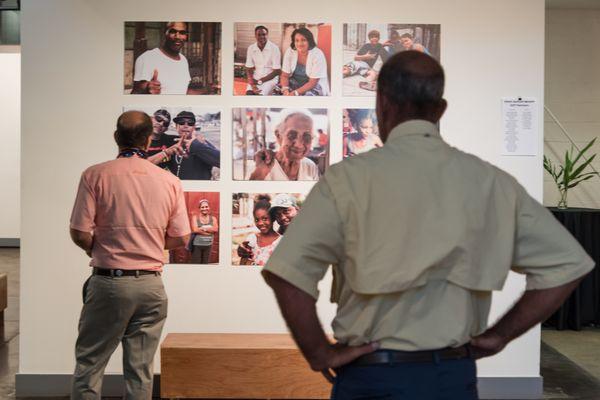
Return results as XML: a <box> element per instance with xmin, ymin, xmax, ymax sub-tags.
<box><xmin>133</xmin><ymin>48</ymin><xmax>191</xmax><ymax>94</ymax></box>
<box><xmin>245</xmin><ymin>158</ymin><xmax>319</xmax><ymax>181</ymax></box>
<box><xmin>281</xmin><ymin>46</ymin><xmax>330</xmax><ymax>95</ymax></box>
<box><xmin>245</xmin><ymin>40</ymin><xmax>282</xmax><ymax>80</ymax></box>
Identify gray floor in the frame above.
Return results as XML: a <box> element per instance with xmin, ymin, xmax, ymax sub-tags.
<box><xmin>1</xmin><ymin>247</ymin><xmax>599</xmax><ymax>399</ymax></box>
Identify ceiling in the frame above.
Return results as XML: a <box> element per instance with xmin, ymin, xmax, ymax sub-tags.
<box><xmin>547</xmin><ymin>0</ymin><xmax>600</xmax><ymax>9</ymax></box>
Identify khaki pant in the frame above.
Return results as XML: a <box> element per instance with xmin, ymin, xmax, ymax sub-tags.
<box><xmin>71</xmin><ymin>273</ymin><xmax>167</xmax><ymax>400</ymax></box>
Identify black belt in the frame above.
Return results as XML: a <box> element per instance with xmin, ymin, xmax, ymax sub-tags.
<box><xmin>93</xmin><ymin>268</ymin><xmax>160</xmax><ymax>277</ymax></box>
<box><xmin>351</xmin><ymin>345</ymin><xmax>471</xmax><ymax>366</ymax></box>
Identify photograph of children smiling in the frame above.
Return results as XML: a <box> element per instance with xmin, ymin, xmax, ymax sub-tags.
<box><xmin>231</xmin><ymin>193</ymin><xmax>305</xmax><ymax>266</ymax></box>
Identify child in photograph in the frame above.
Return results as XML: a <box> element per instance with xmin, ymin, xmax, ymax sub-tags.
<box><xmin>190</xmin><ymin>199</ymin><xmax>218</xmax><ymax>264</ymax></box>
<box><xmin>342</xmin><ymin>30</ymin><xmax>384</xmax><ymax>84</ymax></box>
<box><xmin>239</xmin><ymin>200</ymin><xmax>282</xmax><ymax>266</ymax></box>
<box><xmin>344</xmin><ymin>110</ymin><xmax>382</xmax><ymax>157</ymax></box>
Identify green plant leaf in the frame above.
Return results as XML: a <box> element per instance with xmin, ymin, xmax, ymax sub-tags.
<box><xmin>571</xmin><ymin>137</ymin><xmax>596</xmax><ymax>166</ymax></box>
<box><xmin>571</xmin><ymin>154</ymin><xmax>597</xmax><ymax>180</ymax></box>
<box><xmin>567</xmin><ymin>174</ymin><xmax>596</xmax><ymax>188</ymax></box>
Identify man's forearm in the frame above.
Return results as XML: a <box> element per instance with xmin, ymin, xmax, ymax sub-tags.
<box><xmin>263</xmin><ymin>271</ymin><xmax>331</xmax><ymax>370</ymax></box>
<box><xmin>488</xmin><ymin>278</ymin><xmax>583</xmax><ymax>342</ymax></box>
<box><xmin>70</xmin><ymin>228</ymin><xmax>93</xmax><ymax>255</ymax></box>
<box><xmin>165</xmin><ymin>234</ymin><xmax>190</xmax><ymax>250</ymax></box>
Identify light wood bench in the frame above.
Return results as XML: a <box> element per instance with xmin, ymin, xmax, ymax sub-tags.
<box><xmin>0</xmin><ymin>273</ymin><xmax>7</xmax><ymax>320</ymax></box>
<box><xmin>161</xmin><ymin>333</ymin><xmax>331</xmax><ymax>399</ymax></box>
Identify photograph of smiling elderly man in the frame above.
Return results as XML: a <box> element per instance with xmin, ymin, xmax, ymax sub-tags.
<box><xmin>232</xmin><ymin>108</ymin><xmax>329</xmax><ymax>181</ymax></box>
<box><xmin>124</xmin><ymin>21</ymin><xmax>222</xmax><ymax>95</ymax></box>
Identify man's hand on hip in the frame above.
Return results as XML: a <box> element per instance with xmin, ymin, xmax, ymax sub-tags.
<box><xmin>318</xmin><ymin>342</ymin><xmax>380</xmax><ymax>383</ymax></box>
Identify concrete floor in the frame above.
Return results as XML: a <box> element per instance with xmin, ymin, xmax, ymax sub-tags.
<box><xmin>1</xmin><ymin>247</ymin><xmax>599</xmax><ymax>399</ymax></box>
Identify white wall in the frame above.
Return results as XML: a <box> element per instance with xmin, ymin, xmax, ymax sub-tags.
<box><xmin>20</xmin><ymin>0</ymin><xmax>545</xmax><ymax>381</ymax></box>
<box><xmin>544</xmin><ymin>9</ymin><xmax>600</xmax><ymax>208</ymax></box>
<box><xmin>0</xmin><ymin>51</ymin><xmax>20</xmax><ymax>240</ymax></box>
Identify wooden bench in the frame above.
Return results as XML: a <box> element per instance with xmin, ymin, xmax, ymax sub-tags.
<box><xmin>161</xmin><ymin>333</ymin><xmax>331</xmax><ymax>399</ymax></box>
<box><xmin>0</xmin><ymin>273</ymin><xmax>7</xmax><ymax>320</ymax></box>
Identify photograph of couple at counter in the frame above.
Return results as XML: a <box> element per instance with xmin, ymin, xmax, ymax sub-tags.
<box><xmin>234</xmin><ymin>23</ymin><xmax>331</xmax><ymax>96</ymax></box>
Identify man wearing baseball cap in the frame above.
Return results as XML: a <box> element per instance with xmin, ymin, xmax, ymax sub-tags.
<box><xmin>167</xmin><ymin>111</ymin><xmax>220</xmax><ymax>180</ymax></box>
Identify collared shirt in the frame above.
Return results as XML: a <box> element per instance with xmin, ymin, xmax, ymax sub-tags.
<box><xmin>70</xmin><ymin>157</ymin><xmax>191</xmax><ymax>270</ymax></box>
<box><xmin>264</xmin><ymin>120</ymin><xmax>594</xmax><ymax>351</ymax></box>
<box><xmin>245</xmin><ymin>40</ymin><xmax>282</xmax><ymax>80</ymax></box>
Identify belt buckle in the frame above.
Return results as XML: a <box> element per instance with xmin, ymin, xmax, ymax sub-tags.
<box><xmin>115</xmin><ymin>269</ymin><xmax>124</xmax><ymax>277</ymax></box>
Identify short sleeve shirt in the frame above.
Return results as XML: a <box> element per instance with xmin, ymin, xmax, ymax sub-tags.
<box><xmin>264</xmin><ymin>120</ymin><xmax>595</xmax><ymax>350</ymax></box>
<box><xmin>245</xmin><ymin>41</ymin><xmax>282</xmax><ymax>80</ymax></box>
<box><xmin>70</xmin><ymin>157</ymin><xmax>191</xmax><ymax>270</ymax></box>
<box><xmin>133</xmin><ymin>48</ymin><xmax>191</xmax><ymax>95</ymax></box>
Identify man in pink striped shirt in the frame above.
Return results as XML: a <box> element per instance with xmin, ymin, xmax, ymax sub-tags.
<box><xmin>69</xmin><ymin>111</ymin><xmax>191</xmax><ymax>400</ymax></box>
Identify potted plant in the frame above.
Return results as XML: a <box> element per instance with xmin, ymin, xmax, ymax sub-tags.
<box><xmin>544</xmin><ymin>138</ymin><xmax>599</xmax><ymax>209</ymax></box>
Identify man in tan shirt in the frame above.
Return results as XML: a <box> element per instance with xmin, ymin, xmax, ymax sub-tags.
<box><xmin>263</xmin><ymin>51</ymin><xmax>594</xmax><ymax>399</ymax></box>
<box><xmin>69</xmin><ymin>111</ymin><xmax>191</xmax><ymax>399</ymax></box>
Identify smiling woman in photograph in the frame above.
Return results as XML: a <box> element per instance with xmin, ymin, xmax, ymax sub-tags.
<box><xmin>279</xmin><ymin>27</ymin><xmax>329</xmax><ymax>96</ymax></box>
<box><xmin>248</xmin><ymin>112</ymin><xmax>319</xmax><ymax>181</ymax></box>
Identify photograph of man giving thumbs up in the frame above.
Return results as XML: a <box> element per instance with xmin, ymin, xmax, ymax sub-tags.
<box><xmin>125</xmin><ymin>21</ymin><xmax>222</xmax><ymax>95</ymax></box>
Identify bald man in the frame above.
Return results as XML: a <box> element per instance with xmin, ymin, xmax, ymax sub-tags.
<box><xmin>69</xmin><ymin>111</ymin><xmax>191</xmax><ymax>399</ymax></box>
<box><xmin>131</xmin><ymin>22</ymin><xmax>193</xmax><ymax>95</ymax></box>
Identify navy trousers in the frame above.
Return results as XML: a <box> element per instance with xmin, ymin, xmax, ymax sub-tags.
<box><xmin>331</xmin><ymin>357</ymin><xmax>478</xmax><ymax>400</ymax></box>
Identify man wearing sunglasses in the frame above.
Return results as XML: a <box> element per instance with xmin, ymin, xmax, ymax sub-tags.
<box><xmin>131</xmin><ymin>22</ymin><xmax>193</xmax><ymax>95</ymax></box>
<box><xmin>167</xmin><ymin>111</ymin><xmax>220</xmax><ymax>180</ymax></box>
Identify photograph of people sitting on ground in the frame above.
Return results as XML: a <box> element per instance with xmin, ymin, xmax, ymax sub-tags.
<box><xmin>232</xmin><ymin>108</ymin><xmax>329</xmax><ymax>180</ymax></box>
<box><xmin>231</xmin><ymin>193</ymin><xmax>305</xmax><ymax>266</ymax></box>
<box><xmin>343</xmin><ymin>108</ymin><xmax>382</xmax><ymax>157</ymax></box>
<box><xmin>233</xmin><ymin>22</ymin><xmax>331</xmax><ymax>96</ymax></box>
<box><xmin>169</xmin><ymin>192</ymin><xmax>220</xmax><ymax>265</ymax></box>
<box><xmin>342</xmin><ymin>23</ymin><xmax>440</xmax><ymax>96</ymax></box>
<box><xmin>123</xmin><ymin>106</ymin><xmax>221</xmax><ymax>180</ymax></box>
<box><xmin>124</xmin><ymin>21</ymin><xmax>222</xmax><ymax>95</ymax></box>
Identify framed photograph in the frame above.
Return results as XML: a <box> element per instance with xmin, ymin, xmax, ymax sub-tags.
<box><xmin>124</xmin><ymin>21</ymin><xmax>221</xmax><ymax>95</ymax></box>
<box><xmin>231</xmin><ymin>192</ymin><xmax>305</xmax><ymax>266</ymax></box>
<box><xmin>342</xmin><ymin>23</ymin><xmax>441</xmax><ymax>96</ymax></box>
<box><xmin>234</xmin><ymin>23</ymin><xmax>331</xmax><ymax>96</ymax></box>
<box><xmin>232</xmin><ymin>108</ymin><xmax>329</xmax><ymax>181</ymax></box>
<box><xmin>343</xmin><ymin>108</ymin><xmax>382</xmax><ymax>157</ymax></box>
<box><xmin>123</xmin><ymin>106</ymin><xmax>221</xmax><ymax>180</ymax></box>
<box><xmin>169</xmin><ymin>192</ymin><xmax>220</xmax><ymax>265</ymax></box>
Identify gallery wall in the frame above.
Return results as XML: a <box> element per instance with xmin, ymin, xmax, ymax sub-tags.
<box><xmin>0</xmin><ymin>51</ymin><xmax>20</xmax><ymax>242</ymax></box>
<box><xmin>544</xmin><ymin>8</ymin><xmax>600</xmax><ymax>208</ymax></box>
<box><xmin>20</xmin><ymin>0</ymin><xmax>545</xmax><ymax>396</ymax></box>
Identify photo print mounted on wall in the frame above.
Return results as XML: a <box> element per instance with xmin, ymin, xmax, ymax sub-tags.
<box><xmin>124</xmin><ymin>21</ymin><xmax>222</xmax><ymax>95</ymax></box>
<box><xmin>233</xmin><ymin>22</ymin><xmax>332</xmax><ymax>96</ymax></box>
<box><xmin>232</xmin><ymin>108</ymin><xmax>329</xmax><ymax>181</ymax></box>
<box><xmin>231</xmin><ymin>192</ymin><xmax>305</xmax><ymax>267</ymax></box>
<box><xmin>123</xmin><ymin>106</ymin><xmax>221</xmax><ymax>180</ymax></box>
<box><xmin>343</xmin><ymin>108</ymin><xmax>382</xmax><ymax>157</ymax></box>
<box><xmin>342</xmin><ymin>23</ymin><xmax>440</xmax><ymax>96</ymax></box>
<box><xmin>169</xmin><ymin>191</ymin><xmax>220</xmax><ymax>265</ymax></box>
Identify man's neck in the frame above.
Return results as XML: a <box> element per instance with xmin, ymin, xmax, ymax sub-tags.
<box><xmin>160</xmin><ymin>45</ymin><xmax>181</xmax><ymax>61</ymax></box>
<box><xmin>258</xmin><ymin>41</ymin><xmax>266</xmax><ymax>50</ymax></box>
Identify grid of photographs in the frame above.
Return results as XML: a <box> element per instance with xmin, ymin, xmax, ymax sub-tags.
<box><xmin>121</xmin><ymin>21</ymin><xmax>441</xmax><ymax>267</ymax></box>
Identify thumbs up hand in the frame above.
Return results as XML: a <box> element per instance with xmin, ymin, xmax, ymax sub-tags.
<box><xmin>148</xmin><ymin>69</ymin><xmax>161</xmax><ymax>94</ymax></box>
